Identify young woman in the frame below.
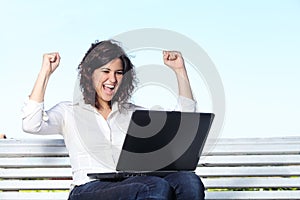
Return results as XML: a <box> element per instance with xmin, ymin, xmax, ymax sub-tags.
<box><xmin>22</xmin><ymin>40</ymin><xmax>205</xmax><ymax>199</ymax></box>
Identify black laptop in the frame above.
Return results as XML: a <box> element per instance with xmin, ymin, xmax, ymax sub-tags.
<box><xmin>88</xmin><ymin>110</ymin><xmax>214</xmax><ymax>181</ymax></box>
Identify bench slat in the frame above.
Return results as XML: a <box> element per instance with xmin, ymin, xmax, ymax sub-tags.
<box><xmin>214</xmin><ymin>137</ymin><xmax>300</xmax><ymax>144</ymax></box>
<box><xmin>2</xmin><ymin>191</ymin><xmax>300</xmax><ymax>200</ymax></box>
<box><xmin>3</xmin><ymin>177</ymin><xmax>298</xmax><ymax>190</ymax></box>
<box><xmin>3</xmin><ymin>154</ymin><xmax>298</xmax><ymax>168</ymax></box>
<box><xmin>0</xmin><ymin>139</ymin><xmax>65</xmax><ymax>146</ymax></box>
<box><xmin>2</xmin><ymin>178</ymin><xmax>300</xmax><ymax>192</ymax></box>
<box><xmin>196</xmin><ymin>166</ymin><xmax>300</xmax><ymax>177</ymax></box>
<box><xmin>1</xmin><ymin>137</ymin><xmax>299</xmax><ymax>146</ymax></box>
<box><xmin>199</xmin><ymin>155</ymin><xmax>300</xmax><ymax>166</ymax></box>
<box><xmin>2</xmin><ymin>166</ymin><xmax>300</xmax><ymax>179</ymax></box>
<box><xmin>0</xmin><ymin>180</ymin><xmax>71</xmax><ymax>190</ymax></box>
<box><xmin>0</xmin><ymin>192</ymin><xmax>69</xmax><ymax>200</ymax></box>
<box><xmin>2</xmin><ymin>144</ymin><xmax>299</xmax><ymax>157</ymax></box>
<box><xmin>205</xmin><ymin>190</ymin><xmax>300</xmax><ymax>200</ymax></box>
<box><xmin>2</xmin><ymin>140</ymin><xmax>299</xmax><ymax>157</ymax></box>
<box><xmin>0</xmin><ymin>146</ymin><xmax>68</xmax><ymax>157</ymax></box>
<box><xmin>0</xmin><ymin>168</ymin><xmax>72</xmax><ymax>178</ymax></box>
<box><xmin>0</xmin><ymin>157</ymin><xmax>71</xmax><ymax>167</ymax></box>
<box><xmin>0</xmin><ymin>138</ymin><xmax>65</xmax><ymax>146</ymax></box>
<box><xmin>203</xmin><ymin>144</ymin><xmax>300</xmax><ymax>155</ymax></box>
<box><xmin>203</xmin><ymin>177</ymin><xmax>300</xmax><ymax>188</ymax></box>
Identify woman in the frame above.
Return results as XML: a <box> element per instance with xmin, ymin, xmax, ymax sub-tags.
<box><xmin>22</xmin><ymin>40</ymin><xmax>205</xmax><ymax>199</ymax></box>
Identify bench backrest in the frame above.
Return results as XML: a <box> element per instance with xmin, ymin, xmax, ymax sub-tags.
<box><xmin>199</xmin><ymin>137</ymin><xmax>300</xmax><ymax>199</ymax></box>
<box><xmin>0</xmin><ymin>139</ymin><xmax>71</xmax><ymax>200</ymax></box>
<box><xmin>1</xmin><ymin>137</ymin><xmax>300</xmax><ymax>199</ymax></box>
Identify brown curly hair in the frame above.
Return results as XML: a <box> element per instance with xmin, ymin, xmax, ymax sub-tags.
<box><xmin>77</xmin><ymin>40</ymin><xmax>137</xmax><ymax>110</ymax></box>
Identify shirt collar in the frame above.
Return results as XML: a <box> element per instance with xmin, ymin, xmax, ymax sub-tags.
<box><xmin>75</xmin><ymin>98</ymin><xmax>121</xmax><ymax>114</ymax></box>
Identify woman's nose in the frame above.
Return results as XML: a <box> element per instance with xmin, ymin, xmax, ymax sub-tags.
<box><xmin>109</xmin><ymin>72</ymin><xmax>116</xmax><ymax>82</ymax></box>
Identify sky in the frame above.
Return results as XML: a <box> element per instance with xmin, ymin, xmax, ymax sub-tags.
<box><xmin>0</xmin><ymin>0</ymin><xmax>299</xmax><ymax>139</ymax></box>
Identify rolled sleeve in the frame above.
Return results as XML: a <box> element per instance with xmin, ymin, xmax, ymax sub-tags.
<box><xmin>21</xmin><ymin>98</ymin><xmax>63</xmax><ymax>135</ymax></box>
<box><xmin>22</xmin><ymin>99</ymin><xmax>45</xmax><ymax>117</ymax></box>
<box><xmin>22</xmin><ymin>99</ymin><xmax>45</xmax><ymax>133</ymax></box>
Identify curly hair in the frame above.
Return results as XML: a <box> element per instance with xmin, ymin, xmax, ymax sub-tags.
<box><xmin>77</xmin><ymin>40</ymin><xmax>137</xmax><ymax>110</ymax></box>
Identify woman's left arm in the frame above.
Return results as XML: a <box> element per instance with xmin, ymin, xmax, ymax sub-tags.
<box><xmin>163</xmin><ymin>51</ymin><xmax>194</xmax><ymax>100</ymax></box>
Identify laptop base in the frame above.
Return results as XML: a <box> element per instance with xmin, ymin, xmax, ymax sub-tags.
<box><xmin>88</xmin><ymin>171</ymin><xmax>193</xmax><ymax>181</ymax></box>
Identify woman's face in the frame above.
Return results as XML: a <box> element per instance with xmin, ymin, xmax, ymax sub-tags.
<box><xmin>92</xmin><ymin>58</ymin><xmax>123</xmax><ymax>105</ymax></box>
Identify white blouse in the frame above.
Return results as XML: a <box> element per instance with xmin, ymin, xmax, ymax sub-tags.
<box><xmin>21</xmin><ymin>96</ymin><xmax>196</xmax><ymax>188</ymax></box>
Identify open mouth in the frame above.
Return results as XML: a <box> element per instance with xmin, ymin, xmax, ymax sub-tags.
<box><xmin>103</xmin><ymin>84</ymin><xmax>116</xmax><ymax>94</ymax></box>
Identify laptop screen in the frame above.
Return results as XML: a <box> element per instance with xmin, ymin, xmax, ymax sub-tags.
<box><xmin>116</xmin><ymin>110</ymin><xmax>214</xmax><ymax>172</ymax></box>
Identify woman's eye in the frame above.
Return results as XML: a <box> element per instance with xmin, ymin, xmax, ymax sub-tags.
<box><xmin>102</xmin><ymin>70</ymin><xmax>110</xmax><ymax>73</ymax></box>
<box><xmin>116</xmin><ymin>71</ymin><xmax>123</xmax><ymax>75</ymax></box>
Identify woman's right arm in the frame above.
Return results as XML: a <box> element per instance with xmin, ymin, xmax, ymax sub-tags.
<box><xmin>22</xmin><ymin>53</ymin><xmax>63</xmax><ymax>134</ymax></box>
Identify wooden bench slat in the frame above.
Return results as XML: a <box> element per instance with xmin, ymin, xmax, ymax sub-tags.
<box><xmin>0</xmin><ymin>139</ymin><xmax>65</xmax><ymax>146</ymax></box>
<box><xmin>0</xmin><ymin>168</ymin><xmax>72</xmax><ymax>178</ymax></box>
<box><xmin>205</xmin><ymin>190</ymin><xmax>300</xmax><ymax>200</ymax></box>
<box><xmin>2</xmin><ymin>179</ymin><xmax>300</xmax><ymax>196</ymax></box>
<box><xmin>1</xmin><ymin>137</ymin><xmax>299</xmax><ymax>146</ymax></box>
<box><xmin>203</xmin><ymin>144</ymin><xmax>300</xmax><ymax>155</ymax></box>
<box><xmin>0</xmin><ymin>157</ymin><xmax>71</xmax><ymax>167</ymax></box>
<box><xmin>203</xmin><ymin>177</ymin><xmax>300</xmax><ymax>188</ymax></box>
<box><xmin>0</xmin><ymin>146</ymin><xmax>68</xmax><ymax>157</ymax></box>
<box><xmin>0</xmin><ymin>192</ymin><xmax>69</xmax><ymax>200</ymax></box>
<box><xmin>199</xmin><ymin>155</ymin><xmax>300</xmax><ymax>166</ymax></box>
<box><xmin>2</xmin><ymin>139</ymin><xmax>299</xmax><ymax>156</ymax></box>
<box><xmin>2</xmin><ymin>166</ymin><xmax>300</xmax><ymax>179</ymax></box>
<box><xmin>196</xmin><ymin>166</ymin><xmax>300</xmax><ymax>177</ymax></box>
<box><xmin>0</xmin><ymin>180</ymin><xmax>71</xmax><ymax>190</ymax></box>
<box><xmin>4</xmin><ymin>154</ymin><xmax>299</xmax><ymax>168</ymax></box>
<box><xmin>2</xmin><ymin>144</ymin><xmax>299</xmax><ymax>157</ymax></box>
<box><xmin>214</xmin><ymin>137</ymin><xmax>300</xmax><ymax>144</ymax></box>
<box><xmin>4</xmin><ymin>191</ymin><xmax>300</xmax><ymax>200</ymax></box>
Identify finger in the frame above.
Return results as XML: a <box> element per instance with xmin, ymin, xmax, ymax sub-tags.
<box><xmin>52</xmin><ymin>53</ymin><xmax>61</xmax><ymax>63</ymax></box>
<box><xmin>163</xmin><ymin>51</ymin><xmax>168</xmax><ymax>59</ymax></box>
<box><xmin>56</xmin><ymin>53</ymin><xmax>61</xmax><ymax>61</ymax></box>
<box><xmin>168</xmin><ymin>53</ymin><xmax>177</xmax><ymax>61</ymax></box>
<box><xmin>170</xmin><ymin>53</ymin><xmax>176</xmax><ymax>60</ymax></box>
<box><xmin>163</xmin><ymin>51</ymin><xmax>180</xmax><ymax>60</ymax></box>
<box><xmin>50</xmin><ymin>53</ymin><xmax>60</xmax><ymax>63</ymax></box>
<box><xmin>50</xmin><ymin>56</ymin><xmax>56</xmax><ymax>62</ymax></box>
<box><xmin>43</xmin><ymin>53</ymin><xmax>56</xmax><ymax>62</ymax></box>
<box><xmin>163</xmin><ymin>51</ymin><xmax>172</xmax><ymax>60</ymax></box>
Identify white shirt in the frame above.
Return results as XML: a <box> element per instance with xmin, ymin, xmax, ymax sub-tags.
<box><xmin>21</xmin><ymin>96</ymin><xmax>196</xmax><ymax>187</ymax></box>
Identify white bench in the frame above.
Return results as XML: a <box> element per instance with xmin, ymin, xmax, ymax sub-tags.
<box><xmin>1</xmin><ymin>137</ymin><xmax>300</xmax><ymax>199</ymax></box>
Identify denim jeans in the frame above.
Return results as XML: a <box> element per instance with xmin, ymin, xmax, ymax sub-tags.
<box><xmin>68</xmin><ymin>171</ymin><xmax>205</xmax><ymax>200</ymax></box>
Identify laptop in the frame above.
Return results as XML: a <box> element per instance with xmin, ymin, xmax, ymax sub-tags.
<box><xmin>88</xmin><ymin>110</ymin><xmax>214</xmax><ymax>181</ymax></box>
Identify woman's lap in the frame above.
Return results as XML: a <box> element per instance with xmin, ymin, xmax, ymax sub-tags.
<box><xmin>164</xmin><ymin>171</ymin><xmax>205</xmax><ymax>200</ymax></box>
<box><xmin>68</xmin><ymin>171</ymin><xmax>204</xmax><ymax>200</ymax></box>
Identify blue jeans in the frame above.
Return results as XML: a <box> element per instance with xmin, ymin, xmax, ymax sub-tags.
<box><xmin>68</xmin><ymin>171</ymin><xmax>205</xmax><ymax>200</ymax></box>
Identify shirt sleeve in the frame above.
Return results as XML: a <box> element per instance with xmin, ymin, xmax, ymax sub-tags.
<box><xmin>21</xmin><ymin>99</ymin><xmax>64</xmax><ymax>135</ymax></box>
<box><xmin>174</xmin><ymin>96</ymin><xmax>197</xmax><ymax>112</ymax></box>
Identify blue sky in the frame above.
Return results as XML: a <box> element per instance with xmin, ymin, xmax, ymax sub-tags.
<box><xmin>0</xmin><ymin>0</ymin><xmax>299</xmax><ymax>139</ymax></box>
